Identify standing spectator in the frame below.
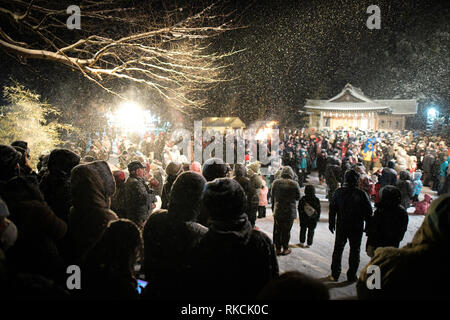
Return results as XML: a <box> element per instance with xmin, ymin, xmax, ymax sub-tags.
<box><xmin>258</xmin><ymin>179</ymin><xmax>268</xmax><ymax>219</ymax></box>
<box><xmin>233</xmin><ymin>164</ymin><xmax>257</xmax><ymax>226</ymax></box>
<box><xmin>298</xmin><ymin>185</ymin><xmax>321</xmax><ymax>248</ymax></box>
<box><xmin>317</xmin><ymin>149</ymin><xmax>328</xmax><ymax>185</ymax></box>
<box><xmin>185</xmin><ymin>178</ymin><xmax>279</xmax><ymax>300</ymax></box>
<box><xmin>39</xmin><ymin>149</ymin><xmax>81</xmax><ymax>222</ymax></box>
<box><xmin>438</xmin><ymin>156</ymin><xmax>449</xmax><ymax>195</ymax></box>
<box><xmin>411</xmin><ymin>170</ymin><xmax>423</xmax><ymax>203</ymax></box>
<box><xmin>80</xmin><ymin>219</ymin><xmax>142</xmax><ymax>299</ymax></box>
<box><xmin>2</xmin><ymin>176</ymin><xmax>67</xmax><ymax>282</ymax></box>
<box><xmin>125</xmin><ymin>161</ymin><xmax>157</xmax><ymax>227</ymax></box>
<box><xmin>357</xmin><ymin>194</ymin><xmax>450</xmax><ymax>300</ymax></box>
<box><xmin>142</xmin><ymin>172</ymin><xmax>207</xmax><ymax>299</ymax></box>
<box><xmin>271</xmin><ymin>166</ymin><xmax>301</xmax><ymax>256</ymax></box>
<box><xmin>365</xmin><ymin>186</ymin><xmax>409</xmax><ymax>257</ymax></box>
<box><xmin>378</xmin><ymin>160</ymin><xmax>398</xmax><ymax>188</ymax></box>
<box><xmin>327</xmin><ymin>169</ymin><xmax>372</xmax><ymax>282</ymax></box>
<box><xmin>110</xmin><ymin>170</ymin><xmax>127</xmax><ymax>219</ymax></box>
<box><xmin>396</xmin><ymin>170</ymin><xmax>413</xmax><ymax>210</ymax></box>
<box><xmin>421</xmin><ymin>150</ymin><xmax>435</xmax><ymax>187</ymax></box>
<box><xmin>62</xmin><ymin>160</ymin><xmax>118</xmax><ymax>265</ymax></box>
<box><xmin>160</xmin><ymin>162</ymin><xmax>183</xmax><ymax>210</ymax></box>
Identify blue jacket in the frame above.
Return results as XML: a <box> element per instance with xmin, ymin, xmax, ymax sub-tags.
<box><xmin>440</xmin><ymin>157</ymin><xmax>449</xmax><ymax>177</ymax></box>
<box><xmin>412</xmin><ymin>171</ymin><xmax>423</xmax><ymax>196</ymax></box>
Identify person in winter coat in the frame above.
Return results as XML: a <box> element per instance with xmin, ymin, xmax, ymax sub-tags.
<box><xmin>110</xmin><ymin>170</ymin><xmax>127</xmax><ymax>218</ymax></box>
<box><xmin>62</xmin><ymin>160</ymin><xmax>118</xmax><ymax>265</ymax></box>
<box><xmin>160</xmin><ymin>162</ymin><xmax>183</xmax><ymax>210</ymax></box>
<box><xmin>317</xmin><ymin>149</ymin><xmax>328</xmax><ymax>185</ymax></box>
<box><xmin>12</xmin><ymin>145</ymin><xmax>36</xmax><ymax>179</ymax></box>
<box><xmin>233</xmin><ymin>164</ymin><xmax>258</xmax><ymax>227</ymax></box>
<box><xmin>197</xmin><ymin>157</ymin><xmax>230</xmax><ymax>226</ymax></box>
<box><xmin>184</xmin><ymin>178</ymin><xmax>279</xmax><ymax>300</ymax></box>
<box><xmin>271</xmin><ymin>166</ymin><xmax>301</xmax><ymax>255</ymax></box>
<box><xmin>327</xmin><ymin>169</ymin><xmax>372</xmax><ymax>282</ymax></box>
<box><xmin>258</xmin><ymin>179</ymin><xmax>268</xmax><ymax>219</ymax></box>
<box><xmin>421</xmin><ymin>151</ymin><xmax>435</xmax><ymax>187</ymax></box>
<box><xmin>411</xmin><ymin>170</ymin><xmax>423</xmax><ymax>203</ymax></box>
<box><xmin>378</xmin><ymin>160</ymin><xmax>398</xmax><ymax>188</ymax></box>
<box><xmin>325</xmin><ymin>162</ymin><xmax>341</xmax><ymax>200</ymax></box>
<box><xmin>438</xmin><ymin>156</ymin><xmax>449</xmax><ymax>195</ymax></box>
<box><xmin>39</xmin><ymin>149</ymin><xmax>81</xmax><ymax>223</ymax></box>
<box><xmin>142</xmin><ymin>171</ymin><xmax>207</xmax><ymax>299</ymax></box>
<box><xmin>365</xmin><ymin>186</ymin><xmax>409</xmax><ymax>257</ymax></box>
<box><xmin>396</xmin><ymin>170</ymin><xmax>413</xmax><ymax>210</ymax></box>
<box><xmin>0</xmin><ymin>145</ymin><xmax>22</xmax><ymax>186</ymax></box>
<box><xmin>357</xmin><ymin>194</ymin><xmax>450</xmax><ymax>300</ymax></box>
<box><xmin>1</xmin><ymin>175</ymin><xmax>67</xmax><ymax>283</ymax></box>
<box><xmin>298</xmin><ymin>185</ymin><xmax>321</xmax><ymax>248</ymax></box>
<box><xmin>124</xmin><ymin>161</ymin><xmax>157</xmax><ymax>227</ymax></box>
<box><xmin>80</xmin><ymin>219</ymin><xmax>142</xmax><ymax>299</ymax></box>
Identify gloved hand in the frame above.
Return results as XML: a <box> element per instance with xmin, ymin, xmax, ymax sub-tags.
<box><xmin>329</xmin><ymin>224</ymin><xmax>335</xmax><ymax>234</ymax></box>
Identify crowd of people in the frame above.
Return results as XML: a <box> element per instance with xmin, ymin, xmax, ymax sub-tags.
<box><xmin>0</xmin><ymin>125</ymin><xmax>449</xmax><ymax>300</ymax></box>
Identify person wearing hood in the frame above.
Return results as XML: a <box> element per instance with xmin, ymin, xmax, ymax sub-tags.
<box><xmin>378</xmin><ymin>160</ymin><xmax>398</xmax><ymax>188</ymax></box>
<box><xmin>411</xmin><ymin>170</ymin><xmax>423</xmax><ymax>203</ymax></box>
<box><xmin>185</xmin><ymin>178</ymin><xmax>279</xmax><ymax>300</ymax></box>
<box><xmin>357</xmin><ymin>194</ymin><xmax>450</xmax><ymax>299</ymax></box>
<box><xmin>39</xmin><ymin>149</ymin><xmax>81</xmax><ymax>222</ymax></box>
<box><xmin>1</xmin><ymin>175</ymin><xmax>67</xmax><ymax>283</ymax></box>
<box><xmin>327</xmin><ymin>169</ymin><xmax>372</xmax><ymax>282</ymax></box>
<box><xmin>298</xmin><ymin>185</ymin><xmax>321</xmax><ymax>248</ymax></box>
<box><xmin>142</xmin><ymin>171</ymin><xmax>208</xmax><ymax>299</ymax></box>
<box><xmin>197</xmin><ymin>158</ymin><xmax>230</xmax><ymax>226</ymax></box>
<box><xmin>233</xmin><ymin>164</ymin><xmax>258</xmax><ymax>227</ymax></box>
<box><xmin>125</xmin><ymin>161</ymin><xmax>157</xmax><ymax>227</ymax></box>
<box><xmin>271</xmin><ymin>166</ymin><xmax>301</xmax><ymax>255</ymax></box>
<box><xmin>396</xmin><ymin>170</ymin><xmax>413</xmax><ymax>209</ymax></box>
<box><xmin>62</xmin><ymin>160</ymin><xmax>118</xmax><ymax>265</ymax></box>
<box><xmin>160</xmin><ymin>161</ymin><xmax>183</xmax><ymax>210</ymax></box>
<box><xmin>365</xmin><ymin>186</ymin><xmax>409</xmax><ymax>257</ymax></box>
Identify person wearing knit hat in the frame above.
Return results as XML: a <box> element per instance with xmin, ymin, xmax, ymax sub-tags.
<box><xmin>326</xmin><ymin>168</ymin><xmax>372</xmax><ymax>282</ymax></box>
<box><xmin>201</xmin><ymin>157</ymin><xmax>228</xmax><ymax>182</ymax></box>
<box><xmin>185</xmin><ymin>178</ymin><xmax>279</xmax><ymax>300</ymax></box>
<box><xmin>39</xmin><ymin>148</ymin><xmax>81</xmax><ymax>222</ymax></box>
<box><xmin>357</xmin><ymin>194</ymin><xmax>450</xmax><ymax>300</ymax></box>
<box><xmin>11</xmin><ymin>141</ymin><xmax>30</xmax><ymax>158</ymax></box>
<box><xmin>12</xmin><ymin>145</ymin><xmax>35</xmax><ymax>177</ymax></box>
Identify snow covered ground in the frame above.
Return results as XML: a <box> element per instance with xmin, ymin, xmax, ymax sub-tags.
<box><xmin>255</xmin><ymin>171</ymin><xmax>435</xmax><ymax>300</ymax></box>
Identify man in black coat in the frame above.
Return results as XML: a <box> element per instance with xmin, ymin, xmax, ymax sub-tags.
<box><xmin>185</xmin><ymin>178</ymin><xmax>279</xmax><ymax>300</ymax></box>
<box><xmin>328</xmin><ymin>169</ymin><xmax>372</xmax><ymax>282</ymax></box>
<box><xmin>378</xmin><ymin>160</ymin><xmax>398</xmax><ymax>188</ymax></box>
<box><xmin>271</xmin><ymin>166</ymin><xmax>301</xmax><ymax>255</ymax></box>
<box><xmin>124</xmin><ymin>161</ymin><xmax>156</xmax><ymax>227</ymax></box>
<box><xmin>233</xmin><ymin>164</ymin><xmax>257</xmax><ymax>227</ymax></box>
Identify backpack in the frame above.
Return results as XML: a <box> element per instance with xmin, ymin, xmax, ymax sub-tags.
<box><xmin>304</xmin><ymin>202</ymin><xmax>317</xmax><ymax>217</ymax></box>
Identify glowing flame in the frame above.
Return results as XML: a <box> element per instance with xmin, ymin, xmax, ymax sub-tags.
<box><xmin>255</xmin><ymin>121</ymin><xmax>278</xmax><ymax>140</ymax></box>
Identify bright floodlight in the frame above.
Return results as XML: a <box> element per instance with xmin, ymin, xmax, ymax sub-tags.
<box><xmin>111</xmin><ymin>101</ymin><xmax>148</xmax><ymax>133</ymax></box>
<box><xmin>427</xmin><ymin>107</ymin><xmax>438</xmax><ymax>118</ymax></box>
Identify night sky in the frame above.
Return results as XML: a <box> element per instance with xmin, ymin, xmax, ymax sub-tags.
<box><xmin>0</xmin><ymin>0</ymin><xmax>448</xmax><ymax>128</ymax></box>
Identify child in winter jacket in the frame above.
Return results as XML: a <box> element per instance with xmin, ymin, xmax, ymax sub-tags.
<box><xmin>297</xmin><ymin>185</ymin><xmax>321</xmax><ymax>248</ymax></box>
<box><xmin>411</xmin><ymin>170</ymin><xmax>423</xmax><ymax>203</ymax></box>
<box><xmin>258</xmin><ymin>179</ymin><xmax>268</xmax><ymax>218</ymax></box>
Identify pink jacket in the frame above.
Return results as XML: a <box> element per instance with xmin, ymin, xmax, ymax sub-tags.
<box><xmin>259</xmin><ymin>186</ymin><xmax>268</xmax><ymax>206</ymax></box>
